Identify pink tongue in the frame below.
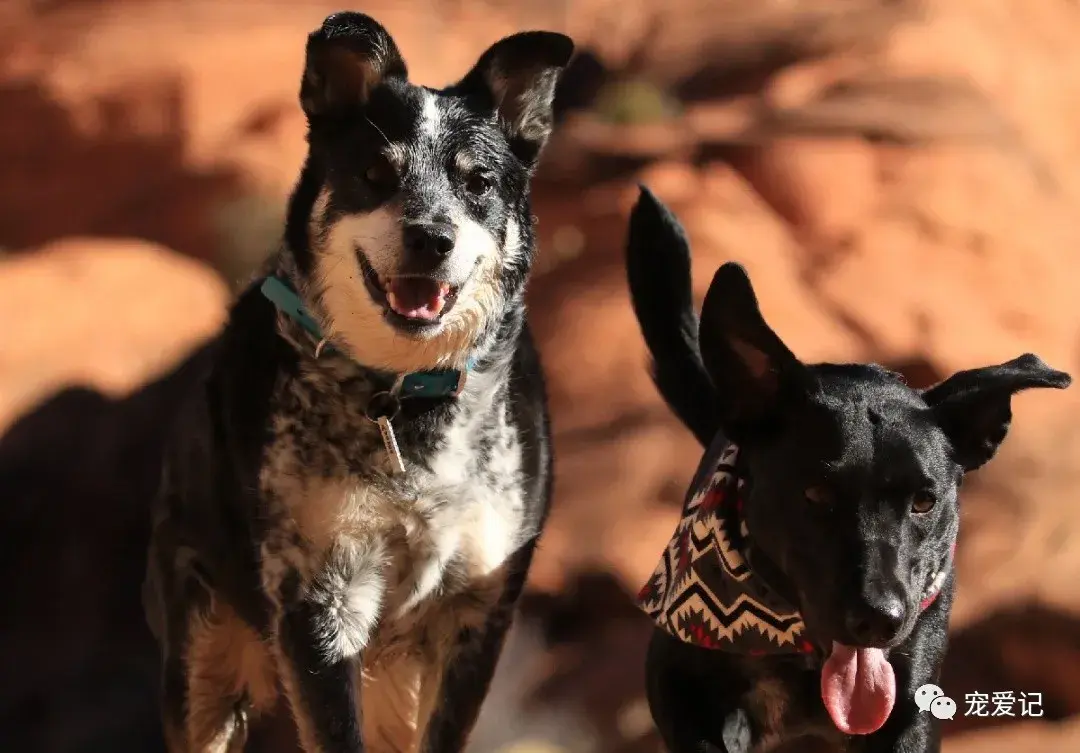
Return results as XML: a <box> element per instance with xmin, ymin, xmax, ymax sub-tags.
<box><xmin>821</xmin><ymin>642</ymin><xmax>896</xmax><ymax>735</ymax></box>
<box><xmin>386</xmin><ymin>278</ymin><xmax>446</xmax><ymax>321</ymax></box>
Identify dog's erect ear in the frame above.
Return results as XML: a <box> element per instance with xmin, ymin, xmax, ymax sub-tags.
<box><xmin>923</xmin><ymin>354</ymin><xmax>1071</xmax><ymax>472</ymax></box>
<box><xmin>456</xmin><ymin>31</ymin><xmax>574</xmax><ymax>167</ymax></box>
<box><xmin>300</xmin><ymin>12</ymin><xmax>407</xmax><ymax>119</ymax></box>
<box><xmin>626</xmin><ymin>187</ymin><xmax>719</xmax><ymax>447</ymax></box>
<box><xmin>699</xmin><ymin>263</ymin><xmax>810</xmax><ymax>436</ymax></box>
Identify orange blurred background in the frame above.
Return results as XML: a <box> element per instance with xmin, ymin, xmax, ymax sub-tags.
<box><xmin>2</xmin><ymin>1</ymin><xmax>1079</xmax><ymax>752</ymax></box>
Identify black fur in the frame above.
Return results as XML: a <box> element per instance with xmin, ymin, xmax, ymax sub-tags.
<box><xmin>625</xmin><ymin>187</ymin><xmax>717</xmax><ymax>446</ymax></box>
<box><xmin>626</xmin><ymin>187</ymin><xmax>1071</xmax><ymax>753</ymax></box>
<box><xmin>144</xmin><ymin>12</ymin><xmax>571</xmax><ymax>753</ymax></box>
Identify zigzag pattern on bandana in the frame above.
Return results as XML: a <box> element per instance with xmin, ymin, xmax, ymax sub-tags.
<box><xmin>637</xmin><ymin>443</ymin><xmax>814</xmax><ymax>655</ymax></box>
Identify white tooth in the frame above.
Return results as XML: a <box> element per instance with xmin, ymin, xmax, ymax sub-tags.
<box><xmin>387</xmin><ymin>291</ymin><xmax>400</xmax><ymax>312</ymax></box>
<box><xmin>438</xmin><ymin>282</ymin><xmax>450</xmax><ymax>295</ymax></box>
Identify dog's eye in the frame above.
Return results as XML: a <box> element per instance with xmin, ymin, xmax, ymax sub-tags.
<box><xmin>363</xmin><ymin>159</ymin><xmax>395</xmax><ymax>190</ymax></box>
<box><xmin>911</xmin><ymin>494</ymin><xmax>936</xmax><ymax>514</ymax></box>
<box><xmin>804</xmin><ymin>486</ymin><xmax>833</xmax><ymax>505</ymax></box>
<box><xmin>464</xmin><ymin>173</ymin><xmax>493</xmax><ymax>196</ymax></box>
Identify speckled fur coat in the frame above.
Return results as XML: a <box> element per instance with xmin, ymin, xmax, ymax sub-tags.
<box><xmin>140</xmin><ymin>10</ymin><xmax>570</xmax><ymax>751</ymax></box>
<box><xmin>143</xmin><ymin>264</ymin><xmax>552</xmax><ymax>753</ymax></box>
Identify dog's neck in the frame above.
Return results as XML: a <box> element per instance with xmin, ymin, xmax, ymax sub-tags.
<box><xmin>260</xmin><ymin>251</ymin><xmax>519</xmax><ymax>405</ymax></box>
<box><xmin>260</xmin><ymin>272</ymin><xmax>477</xmax><ymax>399</ymax></box>
<box><xmin>638</xmin><ymin>441</ymin><xmax>814</xmax><ymax>655</ymax></box>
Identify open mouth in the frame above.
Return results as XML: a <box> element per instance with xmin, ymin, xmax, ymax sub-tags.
<box><xmin>357</xmin><ymin>251</ymin><xmax>461</xmax><ymax>330</ymax></box>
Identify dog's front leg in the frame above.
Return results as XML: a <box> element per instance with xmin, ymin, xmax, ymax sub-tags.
<box><xmin>417</xmin><ymin>544</ymin><xmax>536</xmax><ymax>753</ymax></box>
<box><xmin>276</xmin><ymin>597</ymin><xmax>364</xmax><ymax>753</ymax></box>
<box><xmin>273</xmin><ymin>540</ymin><xmax>386</xmax><ymax>753</ymax></box>
<box><xmin>645</xmin><ymin>630</ymin><xmax>756</xmax><ymax>753</ymax></box>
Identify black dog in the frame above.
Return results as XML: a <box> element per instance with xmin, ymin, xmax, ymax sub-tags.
<box><xmin>142</xmin><ymin>12</ymin><xmax>572</xmax><ymax>753</ymax></box>
<box><xmin>625</xmin><ymin>187</ymin><xmax>1071</xmax><ymax>753</ymax></box>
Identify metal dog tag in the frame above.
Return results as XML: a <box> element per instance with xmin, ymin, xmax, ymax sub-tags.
<box><xmin>376</xmin><ymin>416</ymin><xmax>406</xmax><ymax>475</ymax></box>
<box><xmin>367</xmin><ymin>391</ymin><xmax>406</xmax><ymax>476</ymax></box>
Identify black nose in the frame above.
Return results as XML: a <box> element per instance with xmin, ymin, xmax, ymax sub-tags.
<box><xmin>403</xmin><ymin>222</ymin><xmax>455</xmax><ymax>260</ymax></box>
<box><xmin>844</xmin><ymin>598</ymin><xmax>906</xmax><ymax>645</ymax></box>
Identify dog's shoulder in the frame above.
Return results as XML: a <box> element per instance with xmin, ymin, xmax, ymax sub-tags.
<box><xmin>213</xmin><ymin>278</ymin><xmax>299</xmax><ymax>438</ymax></box>
<box><xmin>159</xmin><ymin>277</ymin><xmax>295</xmax><ymax>495</ymax></box>
<box><xmin>148</xmin><ymin>280</ymin><xmax>295</xmax><ymax>624</ymax></box>
<box><xmin>506</xmin><ymin>315</ymin><xmax>551</xmax><ymax>482</ymax></box>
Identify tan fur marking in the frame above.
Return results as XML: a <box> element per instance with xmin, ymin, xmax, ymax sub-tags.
<box><xmin>413</xmin><ymin>660</ymin><xmax>446</xmax><ymax>753</ymax></box>
<box><xmin>359</xmin><ymin>654</ymin><xmax>424</xmax><ymax>753</ymax></box>
<box><xmin>184</xmin><ymin>602</ymin><xmax>276</xmax><ymax>752</ymax></box>
<box><xmin>279</xmin><ymin>475</ymin><xmax>392</xmax><ymax>555</ymax></box>
<box><xmin>748</xmin><ymin>677</ymin><xmax>789</xmax><ymax>742</ymax></box>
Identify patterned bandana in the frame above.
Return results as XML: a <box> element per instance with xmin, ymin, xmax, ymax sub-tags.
<box><xmin>637</xmin><ymin>436</ymin><xmax>951</xmax><ymax>656</ymax></box>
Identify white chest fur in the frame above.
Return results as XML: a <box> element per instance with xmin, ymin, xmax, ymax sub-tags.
<box><xmin>256</xmin><ymin>370</ymin><xmax>533</xmax><ymax>752</ymax></box>
<box><xmin>260</xmin><ymin>396</ymin><xmax>529</xmax><ymax>661</ymax></box>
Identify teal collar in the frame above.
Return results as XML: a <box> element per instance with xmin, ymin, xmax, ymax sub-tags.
<box><xmin>260</xmin><ymin>275</ymin><xmax>474</xmax><ymax>399</ymax></box>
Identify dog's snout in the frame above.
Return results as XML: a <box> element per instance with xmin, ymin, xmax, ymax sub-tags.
<box><xmin>403</xmin><ymin>222</ymin><xmax>456</xmax><ymax>261</ymax></box>
<box><xmin>844</xmin><ymin>597</ymin><xmax>906</xmax><ymax>646</ymax></box>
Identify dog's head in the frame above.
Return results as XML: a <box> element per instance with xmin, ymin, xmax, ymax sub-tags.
<box><xmin>286</xmin><ymin>12</ymin><xmax>573</xmax><ymax>372</ymax></box>
<box><xmin>697</xmin><ymin>263</ymin><xmax>1071</xmax><ymax>650</ymax></box>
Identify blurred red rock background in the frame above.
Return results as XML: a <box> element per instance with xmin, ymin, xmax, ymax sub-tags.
<box><xmin>2</xmin><ymin>1</ymin><xmax>1079</xmax><ymax>751</ymax></box>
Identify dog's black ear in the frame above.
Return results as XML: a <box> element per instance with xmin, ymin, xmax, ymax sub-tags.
<box><xmin>698</xmin><ymin>262</ymin><xmax>810</xmax><ymax>436</ymax></box>
<box><xmin>300</xmin><ymin>12</ymin><xmax>407</xmax><ymax>119</ymax></box>
<box><xmin>456</xmin><ymin>31</ymin><xmax>574</xmax><ymax>167</ymax></box>
<box><xmin>923</xmin><ymin>354</ymin><xmax>1071</xmax><ymax>472</ymax></box>
<box><xmin>626</xmin><ymin>187</ymin><xmax>719</xmax><ymax>447</ymax></box>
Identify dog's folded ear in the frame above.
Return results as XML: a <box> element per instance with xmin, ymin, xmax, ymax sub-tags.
<box><xmin>455</xmin><ymin>31</ymin><xmax>574</xmax><ymax>168</ymax></box>
<box><xmin>300</xmin><ymin>12</ymin><xmax>408</xmax><ymax>119</ymax></box>
<box><xmin>923</xmin><ymin>354</ymin><xmax>1072</xmax><ymax>472</ymax></box>
<box><xmin>699</xmin><ymin>262</ymin><xmax>811</xmax><ymax>437</ymax></box>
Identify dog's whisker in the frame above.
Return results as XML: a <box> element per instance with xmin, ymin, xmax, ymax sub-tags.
<box><xmin>364</xmin><ymin>116</ymin><xmax>392</xmax><ymax>147</ymax></box>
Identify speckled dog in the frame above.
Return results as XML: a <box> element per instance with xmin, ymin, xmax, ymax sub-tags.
<box><xmin>142</xmin><ymin>12</ymin><xmax>572</xmax><ymax>753</ymax></box>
